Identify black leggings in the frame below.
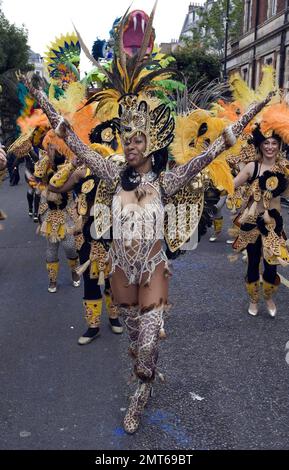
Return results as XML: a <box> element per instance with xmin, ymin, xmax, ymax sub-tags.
<box><xmin>79</xmin><ymin>240</ymin><xmax>110</xmax><ymax>300</ymax></box>
<box><xmin>246</xmin><ymin>236</ymin><xmax>277</xmax><ymax>284</ymax></box>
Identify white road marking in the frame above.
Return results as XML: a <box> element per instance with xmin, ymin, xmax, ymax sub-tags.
<box><xmin>189</xmin><ymin>392</ymin><xmax>204</xmax><ymax>401</ymax></box>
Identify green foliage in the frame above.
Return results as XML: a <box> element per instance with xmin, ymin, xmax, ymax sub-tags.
<box><xmin>0</xmin><ymin>3</ymin><xmax>32</xmax><ymax>143</ymax></box>
<box><xmin>152</xmin><ymin>79</ymin><xmax>186</xmax><ymax>113</ymax></box>
<box><xmin>183</xmin><ymin>0</ymin><xmax>243</xmax><ymax>56</ymax></box>
<box><xmin>173</xmin><ymin>46</ymin><xmax>222</xmax><ymax>90</ymax></box>
<box><xmin>0</xmin><ymin>7</ymin><xmax>31</xmax><ymax>74</ymax></box>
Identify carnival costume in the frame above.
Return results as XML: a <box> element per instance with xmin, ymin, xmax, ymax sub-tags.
<box><xmin>220</xmin><ymin>66</ymin><xmax>289</xmax><ymax>317</ymax></box>
<box><xmin>65</xmin><ymin>120</ymin><xmax>124</xmax><ymax>343</ymax></box>
<box><xmin>20</xmin><ymin>1</ymin><xmax>273</xmax><ymax>433</ymax></box>
<box><xmin>231</xmin><ymin>124</ymin><xmax>289</xmax><ymax>316</ymax></box>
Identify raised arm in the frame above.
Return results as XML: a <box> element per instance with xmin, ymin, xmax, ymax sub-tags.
<box><xmin>20</xmin><ymin>76</ymin><xmax>120</xmax><ymax>183</ymax></box>
<box><xmin>161</xmin><ymin>93</ymin><xmax>274</xmax><ymax>196</ymax></box>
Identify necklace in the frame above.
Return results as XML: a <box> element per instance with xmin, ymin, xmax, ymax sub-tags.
<box><xmin>128</xmin><ymin>170</ymin><xmax>156</xmax><ymax>184</ymax></box>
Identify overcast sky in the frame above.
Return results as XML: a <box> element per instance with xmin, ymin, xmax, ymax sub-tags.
<box><xmin>2</xmin><ymin>0</ymin><xmax>205</xmax><ymax>73</ymax></box>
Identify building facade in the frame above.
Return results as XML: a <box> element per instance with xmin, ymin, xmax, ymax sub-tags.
<box><xmin>28</xmin><ymin>50</ymin><xmax>46</xmax><ymax>78</ymax></box>
<box><xmin>226</xmin><ymin>0</ymin><xmax>289</xmax><ymax>89</ymax></box>
<box><xmin>179</xmin><ymin>2</ymin><xmax>205</xmax><ymax>38</ymax></box>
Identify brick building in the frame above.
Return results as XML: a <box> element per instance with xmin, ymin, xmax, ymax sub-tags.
<box><xmin>226</xmin><ymin>0</ymin><xmax>289</xmax><ymax>89</ymax></box>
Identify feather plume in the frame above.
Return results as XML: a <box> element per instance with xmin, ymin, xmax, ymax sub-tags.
<box><xmin>170</xmin><ymin>114</ymin><xmax>199</xmax><ymax>165</ymax></box>
<box><xmin>71</xmin><ymin>103</ymin><xmax>99</xmax><ymax>144</ymax></box>
<box><xmin>207</xmin><ymin>160</ymin><xmax>234</xmax><ymax>194</ymax></box>
<box><xmin>255</xmin><ymin>65</ymin><xmax>277</xmax><ymax>102</ymax></box>
<box><xmin>51</xmin><ymin>81</ymin><xmax>86</xmax><ymax>115</ymax></box>
<box><xmin>261</xmin><ymin>101</ymin><xmax>289</xmax><ymax>144</ymax></box>
<box><xmin>230</xmin><ymin>73</ymin><xmax>255</xmax><ymax>109</ymax></box>
<box><xmin>17</xmin><ymin>109</ymin><xmax>49</xmax><ymax>133</ymax></box>
<box><xmin>42</xmin><ymin>130</ymin><xmax>75</xmax><ymax>160</ymax></box>
<box><xmin>132</xmin><ymin>0</ymin><xmax>158</xmax><ymax>80</ymax></box>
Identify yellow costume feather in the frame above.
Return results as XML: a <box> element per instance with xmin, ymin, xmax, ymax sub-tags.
<box><xmin>207</xmin><ymin>160</ymin><xmax>234</xmax><ymax>195</ymax></box>
<box><xmin>49</xmin><ymin>81</ymin><xmax>86</xmax><ymax>116</ymax></box>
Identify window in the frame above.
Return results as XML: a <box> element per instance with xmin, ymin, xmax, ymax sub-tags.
<box><xmin>264</xmin><ymin>53</ymin><xmax>274</xmax><ymax>65</ymax></box>
<box><xmin>241</xmin><ymin>66</ymin><xmax>249</xmax><ymax>82</ymax></box>
<box><xmin>243</xmin><ymin>0</ymin><xmax>252</xmax><ymax>33</ymax></box>
<box><xmin>267</xmin><ymin>0</ymin><xmax>277</xmax><ymax>18</ymax></box>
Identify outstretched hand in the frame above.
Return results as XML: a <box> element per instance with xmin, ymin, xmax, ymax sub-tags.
<box><xmin>55</xmin><ymin>117</ymin><xmax>72</xmax><ymax>139</ymax></box>
<box><xmin>222</xmin><ymin>126</ymin><xmax>237</xmax><ymax>148</ymax></box>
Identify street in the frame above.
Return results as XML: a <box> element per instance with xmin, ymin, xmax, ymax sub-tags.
<box><xmin>1</xmin><ymin>170</ymin><xmax>289</xmax><ymax>450</ymax></box>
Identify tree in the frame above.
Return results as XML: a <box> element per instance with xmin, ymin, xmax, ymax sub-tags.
<box><xmin>184</xmin><ymin>0</ymin><xmax>243</xmax><ymax>57</ymax></box>
<box><xmin>173</xmin><ymin>44</ymin><xmax>222</xmax><ymax>91</ymax></box>
<box><xmin>0</xmin><ymin>1</ymin><xmax>32</xmax><ymax>145</ymax></box>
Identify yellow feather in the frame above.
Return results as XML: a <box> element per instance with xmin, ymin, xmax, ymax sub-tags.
<box><xmin>255</xmin><ymin>65</ymin><xmax>277</xmax><ymax>102</ymax></box>
<box><xmin>230</xmin><ymin>73</ymin><xmax>255</xmax><ymax>109</ymax></box>
<box><xmin>208</xmin><ymin>160</ymin><xmax>234</xmax><ymax>194</ymax></box>
<box><xmin>52</xmin><ymin>82</ymin><xmax>86</xmax><ymax>116</ymax></box>
<box><xmin>90</xmin><ymin>143</ymin><xmax>113</xmax><ymax>157</ymax></box>
<box><xmin>170</xmin><ymin>114</ymin><xmax>199</xmax><ymax>165</ymax></box>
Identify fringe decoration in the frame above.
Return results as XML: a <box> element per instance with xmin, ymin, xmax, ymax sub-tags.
<box><xmin>75</xmin><ymin>259</ymin><xmax>91</xmax><ymax>277</ymax></box>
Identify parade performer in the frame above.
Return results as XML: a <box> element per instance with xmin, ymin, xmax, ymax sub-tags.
<box><xmin>232</xmin><ymin>111</ymin><xmax>289</xmax><ymax>318</ymax></box>
<box><xmin>34</xmin><ymin>141</ymin><xmax>80</xmax><ymax>293</ymax></box>
<box><xmin>49</xmin><ymin>120</ymin><xmax>124</xmax><ymax>343</ymax></box>
<box><xmin>20</xmin><ymin>2</ymin><xmax>272</xmax><ymax>434</ymax></box>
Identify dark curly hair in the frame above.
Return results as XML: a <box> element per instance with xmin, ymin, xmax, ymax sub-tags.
<box><xmin>120</xmin><ymin>147</ymin><xmax>168</xmax><ymax>191</ymax></box>
<box><xmin>249</xmin><ymin>124</ymin><xmax>282</xmax><ymax>149</ymax></box>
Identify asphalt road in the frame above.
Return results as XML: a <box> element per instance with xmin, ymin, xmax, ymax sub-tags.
<box><xmin>1</xmin><ymin>168</ymin><xmax>289</xmax><ymax>451</ymax></box>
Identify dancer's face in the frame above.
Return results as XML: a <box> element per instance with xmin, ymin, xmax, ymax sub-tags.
<box><xmin>123</xmin><ymin>133</ymin><xmax>147</xmax><ymax>168</ymax></box>
<box><xmin>260</xmin><ymin>137</ymin><xmax>280</xmax><ymax>160</ymax></box>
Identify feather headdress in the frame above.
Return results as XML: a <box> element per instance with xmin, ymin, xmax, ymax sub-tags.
<box><xmin>74</xmin><ymin>2</ymin><xmax>176</xmax><ymax>156</ymax></box>
<box><xmin>74</xmin><ymin>2</ymin><xmax>177</xmax><ymax>120</ymax></box>
<box><xmin>261</xmin><ymin>101</ymin><xmax>289</xmax><ymax>144</ymax></box>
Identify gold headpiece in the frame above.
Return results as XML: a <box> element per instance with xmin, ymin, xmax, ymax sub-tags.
<box><xmin>119</xmin><ymin>95</ymin><xmax>174</xmax><ymax>157</ymax></box>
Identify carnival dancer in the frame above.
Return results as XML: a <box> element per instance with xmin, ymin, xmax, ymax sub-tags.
<box><xmin>20</xmin><ymin>7</ymin><xmax>272</xmax><ymax>434</ymax></box>
<box><xmin>35</xmin><ymin>143</ymin><xmax>80</xmax><ymax>293</ymax></box>
<box><xmin>48</xmin><ymin>120</ymin><xmax>123</xmax><ymax>343</ymax></box>
<box><xmin>232</xmin><ymin>121</ymin><xmax>289</xmax><ymax>318</ymax></box>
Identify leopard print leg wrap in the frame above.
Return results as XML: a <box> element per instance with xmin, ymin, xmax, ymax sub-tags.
<box><xmin>123</xmin><ymin>380</ymin><xmax>152</xmax><ymax>434</ymax></box>
<box><xmin>135</xmin><ymin>306</ymin><xmax>164</xmax><ymax>382</ymax></box>
<box><xmin>118</xmin><ymin>305</ymin><xmax>140</xmax><ymax>359</ymax></box>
